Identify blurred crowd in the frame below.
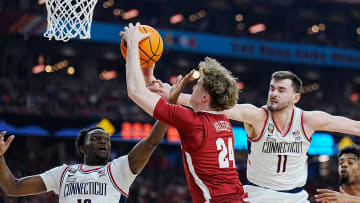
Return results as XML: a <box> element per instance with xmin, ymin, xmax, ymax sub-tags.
<box><xmin>0</xmin><ymin>75</ymin><xmax>358</xmax><ymax>125</ymax></box>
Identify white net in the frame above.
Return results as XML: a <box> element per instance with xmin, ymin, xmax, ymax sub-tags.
<box><xmin>44</xmin><ymin>0</ymin><xmax>98</xmax><ymax>42</ymax></box>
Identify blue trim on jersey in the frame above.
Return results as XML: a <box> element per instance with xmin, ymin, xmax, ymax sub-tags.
<box><xmin>119</xmin><ymin>194</ymin><xmax>127</xmax><ymax>203</ymax></box>
<box><xmin>248</xmin><ymin>181</ymin><xmax>304</xmax><ymax>193</ymax></box>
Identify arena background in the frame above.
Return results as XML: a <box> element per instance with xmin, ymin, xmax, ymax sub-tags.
<box><xmin>0</xmin><ymin>0</ymin><xmax>360</xmax><ymax>202</ymax></box>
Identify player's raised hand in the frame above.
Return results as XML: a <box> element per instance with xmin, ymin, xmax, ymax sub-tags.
<box><xmin>169</xmin><ymin>69</ymin><xmax>197</xmax><ymax>104</ymax></box>
<box><xmin>0</xmin><ymin>131</ymin><xmax>14</xmax><ymax>156</ymax></box>
<box><xmin>147</xmin><ymin>80</ymin><xmax>172</xmax><ymax>101</ymax></box>
<box><xmin>142</xmin><ymin>64</ymin><xmax>156</xmax><ymax>86</ymax></box>
<box><xmin>119</xmin><ymin>22</ymin><xmax>151</xmax><ymax>47</ymax></box>
<box><xmin>315</xmin><ymin>188</ymin><xmax>360</xmax><ymax>203</ymax></box>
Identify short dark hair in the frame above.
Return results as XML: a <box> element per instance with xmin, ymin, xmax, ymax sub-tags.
<box><xmin>338</xmin><ymin>145</ymin><xmax>360</xmax><ymax>160</ymax></box>
<box><xmin>76</xmin><ymin>126</ymin><xmax>105</xmax><ymax>157</ymax></box>
<box><xmin>272</xmin><ymin>71</ymin><xmax>302</xmax><ymax>93</ymax></box>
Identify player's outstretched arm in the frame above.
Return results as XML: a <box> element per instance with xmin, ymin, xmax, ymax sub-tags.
<box><xmin>303</xmin><ymin>111</ymin><xmax>360</xmax><ymax>137</ymax></box>
<box><xmin>0</xmin><ymin>131</ymin><xmax>47</xmax><ymax>196</ymax></box>
<box><xmin>121</xmin><ymin>22</ymin><xmax>161</xmax><ymax>116</ymax></box>
<box><xmin>315</xmin><ymin>188</ymin><xmax>360</xmax><ymax>203</ymax></box>
<box><xmin>127</xmin><ymin>72</ymin><xmax>195</xmax><ymax>174</ymax></box>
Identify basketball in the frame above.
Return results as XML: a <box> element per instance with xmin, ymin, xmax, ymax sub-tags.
<box><xmin>120</xmin><ymin>25</ymin><xmax>163</xmax><ymax>68</ymax></box>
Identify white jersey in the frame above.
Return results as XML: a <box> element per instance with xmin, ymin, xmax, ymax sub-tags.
<box><xmin>40</xmin><ymin>155</ymin><xmax>137</xmax><ymax>203</ymax></box>
<box><xmin>247</xmin><ymin>106</ymin><xmax>311</xmax><ymax>191</ymax></box>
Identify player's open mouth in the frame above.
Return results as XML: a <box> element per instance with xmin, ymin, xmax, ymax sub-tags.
<box><xmin>99</xmin><ymin>147</ymin><xmax>107</xmax><ymax>152</ymax></box>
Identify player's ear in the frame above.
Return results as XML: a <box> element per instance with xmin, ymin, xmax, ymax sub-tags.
<box><xmin>294</xmin><ymin>92</ymin><xmax>301</xmax><ymax>104</ymax></box>
<box><xmin>203</xmin><ymin>92</ymin><xmax>210</xmax><ymax>102</ymax></box>
<box><xmin>80</xmin><ymin>145</ymin><xmax>88</xmax><ymax>156</ymax></box>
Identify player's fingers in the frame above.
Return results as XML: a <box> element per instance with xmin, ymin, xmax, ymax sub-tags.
<box><xmin>135</xmin><ymin>22</ymin><xmax>141</xmax><ymax>26</ymax></box>
<box><xmin>175</xmin><ymin>75</ymin><xmax>183</xmax><ymax>85</ymax></box>
<box><xmin>0</xmin><ymin>131</ymin><xmax>5</xmax><ymax>141</ymax></box>
<box><xmin>339</xmin><ymin>186</ymin><xmax>345</xmax><ymax>194</ymax></box>
<box><xmin>119</xmin><ymin>31</ymin><xmax>125</xmax><ymax>36</ymax></box>
<box><xmin>143</xmin><ymin>33</ymin><xmax>151</xmax><ymax>39</ymax></box>
<box><xmin>152</xmin><ymin>80</ymin><xmax>163</xmax><ymax>87</ymax></box>
<box><xmin>316</xmin><ymin>189</ymin><xmax>335</xmax><ymax>193</ymax></box>
<box><xmin>147</xmin><ymin>85</ymin><xmax>161</xmax><ymax>92</ymax></box>
<box><xmin>4</xmin><ymin>135</ymin><xmax>14</xmax><ymax>149</ymax></box>
<box><xmin>186</xmin><ymin>69</ymin><xmax>196</xmax><ymax>79</ymax></box>
<box><xmin>129</xmin><ymin>23</ymin><xmax>134</xmax><ymax>28</ymax></box>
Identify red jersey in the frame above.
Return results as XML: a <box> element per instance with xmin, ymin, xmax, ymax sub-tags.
<box><xmin>154</xmin><ymin>98</ymin><xmax>245</xmax><ymax>203</ymax></box>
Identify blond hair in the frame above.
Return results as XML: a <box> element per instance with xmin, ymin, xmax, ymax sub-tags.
<box><xmin>199</xmin><ymin>57</ymin><xmax>239</xmax><ymax>110</ymax></box>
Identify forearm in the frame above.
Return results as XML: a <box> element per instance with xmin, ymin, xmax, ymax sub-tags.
<box><xmin>177</xmin><ymin>93</ymin><xmax>192</xmax><ymax>107</ymax></box>
<box><xmin>126</xmin><ymin>44</ymin><xmax>148</xmax><ymax>101</ymax></box>
<box><xmin>0</xmin><ymin>156</ymin><xmax>46</xmax><ymax>196</ymax></box>
<box><xmin>126</xmin><ymin>43</ymin><xmax>160</xmax><ymax>116</ymax></box>
<box><xmin>128</xmin><ymin>121</ymin><xmax>168</xmax><ymax>174</ymax></box>
<box><xmin>355</xmin><ymin>121</ymin><xmax>360</xmax><ymax>136</ymax></box>
<box><xmin>0</xmin><ymin>155</ymin><xmax>17</xmax><ymax>195</ymax></box>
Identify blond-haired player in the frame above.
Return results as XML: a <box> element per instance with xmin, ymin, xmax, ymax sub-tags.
<box><xmin>150</xmin><ymin>70</ymin><xmax>360</xmax><ymax>203</ymax></box>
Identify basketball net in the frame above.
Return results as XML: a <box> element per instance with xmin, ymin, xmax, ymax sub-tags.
<box><xmin>44</xmin><ymin>0</ymin><xmax>98</xmax><ymax>42</ymax></box>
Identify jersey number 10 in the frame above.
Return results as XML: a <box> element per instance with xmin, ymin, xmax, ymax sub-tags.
<box><xmin>216</xmin><ymin>138</ymin><xmax>235</xmax><ymax>168</ymax></box>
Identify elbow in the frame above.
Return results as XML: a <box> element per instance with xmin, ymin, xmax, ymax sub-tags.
<box><xmin>3</xmin><ymin>188</ymin><xmax>19</xmax><ymax>197</ymax></box>
<box><xmin>2</xmin><ymin>179</ymin><xmax>23</xmax><ymax>197</ymax></box>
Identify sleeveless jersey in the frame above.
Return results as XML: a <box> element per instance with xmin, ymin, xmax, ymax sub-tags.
<box><xmin>181</xmin><ymin>112</ymin><xmax>244</xmax><ymax>203</ymax></box>
<box><xmin>58</xmin><ymin>163</ymin><xmax>128</xmax><ymax>203</ymax></box>
<box><xmin>247</xmin><ymin>106</ymin><xmax>311</xmax><ymax>191</ymax></box>
<box><xmin>40</xmin><ymin>156</ymin><xmax>136</xmax><ymax>203</ymax></box>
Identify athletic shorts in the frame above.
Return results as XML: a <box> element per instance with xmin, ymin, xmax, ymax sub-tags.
<box><xmin>243</xmin><ymin>185</ymin><xmax>310</xmax><ymax>203</ymax></box>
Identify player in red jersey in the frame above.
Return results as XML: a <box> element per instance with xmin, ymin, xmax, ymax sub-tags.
<box><xmin>121</xmin><ymin>22</ymin><xmax>247</xmax><ymax>203</ymax></box>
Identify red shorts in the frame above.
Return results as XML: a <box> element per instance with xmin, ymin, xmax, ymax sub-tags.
<box><xmin>210</xmin><ymin>194</ymin><xmax>249</xmax><ymax>203</ymax></box>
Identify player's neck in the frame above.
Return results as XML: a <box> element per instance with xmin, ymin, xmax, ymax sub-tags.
<box><xmin>271</xmin><ymin>106</ymin><xmax>294</xmax><ymax>133</ymax></box>
<box><xmin>84</xmin><ymin>158</ymin><xmax>108</xmax><ymax>166</ymax></box>
<box><xmin>193</xmin><ymin>103</ymin><xmax>214</xmax><ymax>112</ymax></box>
<box><xmin>343</xmin><ymin>183</ymin><xmax>360</xmax><ymax>196</ymax></box>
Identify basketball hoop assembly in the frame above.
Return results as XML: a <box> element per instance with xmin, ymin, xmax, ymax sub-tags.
<box><xmin>44</xmin><ymin>0</ymin><xmax>98</xmax><ymax>42</ymax></box>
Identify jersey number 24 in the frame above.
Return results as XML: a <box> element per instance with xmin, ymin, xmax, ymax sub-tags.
<box><xmin>216</xmin><ymin>138</ymin><xmax>235</xmax><ymax>168</ymax></box>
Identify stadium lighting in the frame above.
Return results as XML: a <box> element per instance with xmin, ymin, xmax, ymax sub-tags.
<box><xmin>311</xmin><ymin>25</ymin><xmax>320</xmax><ymax>33</ymax></box>
<box><xmin>249</xmin><ymin>23</ymin><xmax>266</xmax><ymax>34</ymax></box>
<box><xmin>318</xmin><ymin>23</ymin><xmax>326</xmax><ymax>31</ymax></box>
<box><xmin>235</xmin><ymin>14</ymin><xmax>243</xmax><ymax>22</ymax></box>
<box><xmin>122</xmin><ymin>9</ymin><xmax>139</xmax><ymax>20</ymax></box>
<box><xmin>198</xmin><ymin>10</ymin><xmax>206</xmax><ymax>18</ymax></box>
<box><xmin>100</xmin><ymin>70</ymin><xmax>117</xmax><ymax>80</ymax></box>
<box><xmin>318</xmin><ymin>155</ymin><xmax>330</xmax><ymax>162</ymax></box>
<box><xmin>45</xmin><ymin>65</ymin><xmax>52</xmax><ymax>73</ymax></box>
<box><xmin>237</xmin><ymin>23</ymin><xmax>245</xmax><ymax>31</ymax></box>
<box><xmin>170</xmin><ymin>14</ymin><xmax>184</xmax><ymax>24</ymax></box>
<box><xmin>113</xmin><ymin>9</ymin><xmax>123</xmax><ymax>16</ymax></box>
<box><xmin>67</xmin><ymin>67</ymin><xmax>75</xmax><ymax>75</ymax></box>
<box><xmin>32</xmin><ymin>64</ymin><xmax>45</xmax><ymax>74</ymax></box>
<box><xmin>189</xmin><ymin>14</ymin><xmax>196</xmax><ymax>22</ymax></box>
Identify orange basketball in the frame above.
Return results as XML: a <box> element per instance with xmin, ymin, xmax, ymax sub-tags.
<box><xmin>120</xmin><ymin>25</ymin><xmax>163</xmax><ymax>68</ymax></box>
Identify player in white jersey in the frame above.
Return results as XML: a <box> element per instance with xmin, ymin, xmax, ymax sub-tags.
<box><xmin>0</xmin><ymin>123</ymin><xmax>167</xmax><ymax>202</ymax></box>
<box><xmin>149</xmin><ymin>70</ymin><xmax>360</xmax><ymax>202</ymax></box>
<box><xmin>0</xmin><ymin>63</ymin><xmax>188</xmax><ymax>202</ymax></box>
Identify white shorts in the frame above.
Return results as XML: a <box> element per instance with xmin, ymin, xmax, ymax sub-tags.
<box><xmin>243</xmin><ymin>185</ymin><xmax>310</xmax><ymax>203</ymax></box>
